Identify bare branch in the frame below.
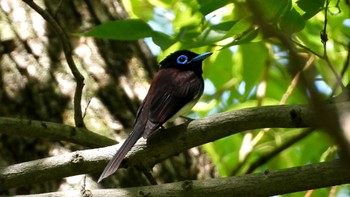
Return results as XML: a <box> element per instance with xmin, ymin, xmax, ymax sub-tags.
<box><xmin>22</xmin><ymin>0</ymin><xmax>85</xmax><ymax>127</ymax></box>
<box><xmin>0</xmin><ymin>117</ymin><xmax>116</xmax><ymax>148</ymax></box>
<box><xmin>7</xmin><ymin>160</ymin><xmax>350</xmax><ymax>197</ymax></box>
<box><xmin>2</xmin><ymin>102</ymin><xmax>350</xmax><ymax>190</ymax></box>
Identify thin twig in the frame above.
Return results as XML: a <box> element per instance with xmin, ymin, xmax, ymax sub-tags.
<box><xmin>280</xmin><ymin>55</ymin><xmax>315</xmax><ymax>104</ymax></box>
<box><xmin>292</xmin><ymin>40</ymin><xmax>322</xmax><ymax>58</ymax></box>
<box><xmin>328</xmin><ymin>41</ymin><xmax>350</xmax><ymax>99</ymax></box>
<box><xmin>245</xmin><ymin>129</ymin><xmax>314</xmax><ymax>174</ymax></box>
<box><xmin>141</xmin><ymin>168</ymin><xmax>158</xmax><ymax>185</ymax></box>
<box><xmin>322</xmin><ymin>0</ymin><xmax>345</xmax><ymax>91</ymax></box>
<box><xmin>83</xmin><ymin>97</ymin><xmax>92</xmax><ymax>119</ymax></box>
<box><xmin>22</xmin><ymin>0</ymin><xmax>85</xmax><ymax>127</ymax></box>
<box><xmin>52</xmin><ymin>0</ymin><xmax>63</xmax><ymax>18</ymax></box>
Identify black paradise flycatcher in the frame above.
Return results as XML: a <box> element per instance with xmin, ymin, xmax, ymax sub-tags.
<box><xmin>98</xmin><ymin>50</ymin><xmax>212</xmax><ymax>182</ymax></box>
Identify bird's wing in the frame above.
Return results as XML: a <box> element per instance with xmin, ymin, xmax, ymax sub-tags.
<box><xmin>143</xmin><ymin>68</ymin><xmax>204</xmax><ymax>137</ymax></box>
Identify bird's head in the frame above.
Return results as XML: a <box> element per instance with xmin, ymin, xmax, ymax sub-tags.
<box><xmin>159</xmin><ymin>50</ymin><xmax>212</xmax><ymax>74</ymax></box>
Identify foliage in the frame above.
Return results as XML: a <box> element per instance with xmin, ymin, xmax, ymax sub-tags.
<box><xmin>85</xmin><ymin>0</ymin><xmax>349</xmax><ymax>196</ymax></box>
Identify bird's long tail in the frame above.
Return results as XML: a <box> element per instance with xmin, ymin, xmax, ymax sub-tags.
<box><xmin>98</xmin><ymin>128</ymin><xmax>143</xmax><ymax>182</ymax></box>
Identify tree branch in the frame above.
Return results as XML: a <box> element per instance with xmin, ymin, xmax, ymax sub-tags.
<box><xmin>22</xmin><ymin>0</ymin><xmax>86</xmax><ymax>127</ymax></box>
<box><xmin>8</xmin><ymin>160</ymin><xmax>350</xmax><ymax>197</ymax></box>
<box><xmin>0</xmin><ymin>117</ymin><xmax>116</xmax><ymax>148</ymax></box>
<box><xmin>1</xmin><ymin>102</ymin><xmax>349</xmax><ymax>190</ymax></box>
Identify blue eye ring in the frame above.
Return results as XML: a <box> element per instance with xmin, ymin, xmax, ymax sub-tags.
<box><xmin>176</xmin><ymin>55</ymin><xmax>188</xmax><ymax>64</ymax></box>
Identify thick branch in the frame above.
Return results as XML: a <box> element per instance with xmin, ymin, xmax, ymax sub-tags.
<box><xmin>10</xmin><ymin>160</ymin><xmax>350</xmax><ymax>197</ymax></box>
<box><xmin>0</xmin><ymin>148</ymin><xmax>104</xmax><ymax>191</ymax></box>
<box><xmin>2</xmin><ymin>102</ymin><xmax>349</xmax><ymax>189</ymax></box>
<box><xmin>0</xmin><ymin>117</ymin><xmax>116</xmax><ymax>148</ymax></box>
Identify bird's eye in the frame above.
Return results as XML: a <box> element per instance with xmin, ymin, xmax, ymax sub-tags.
<box><xmin>176</xmin><ymin>55</ymin><xmax>188</xmax><ymax>65</ymax></box>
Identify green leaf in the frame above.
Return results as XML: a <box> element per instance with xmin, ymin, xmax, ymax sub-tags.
<box><xmin>211</xmin><ymin>20</ymin><xmax>239</xmax><ymax>32</ymax></box>
<box><xmin>180</xmin><ymin>21</ymin><xmax>247</xmax><ymax>48</ymax></box>
<box><xmin>177</xmin><ymin>25</ymin><xmax>202</xmax><ymax>42</ymax></box>
<box><xmin>204</xmin><ymin>49</ymin><xmax>234</xmax><ymax>89</ymax></box>
<box><xmin>122</xmin><ymin>0</ymin><xmax>154</xmax><ymax>20</ymax></box>
<box><xmin>203</xmin><ymin>135</ymin><xmax>242</xmax><ymax>177</ymax></box>
<box><xmin>197</xmin><ymin>0</ymin><xmax>231</xmax><ymax>15</ymax></box>
<box><xmin>341</xmin><ymin>20</ymin><xmax>350</xmax><ymax>38</ymax></box>
<box><xmin>252</xmin><ymin>0</ymin><xmax>292</xmax><ymax>21</ymax></box>
<box><xmin>151</xmin><ymin>31</ymin><xmax>175</xmax><ymax>50</ymax></box>
<box><xmin>223</xmin><ymin>17</ymin><xmax>252</xmax><ymax>39</ymax></box>
<box><xmin>84</xmin><ymin>19</ymin><xmax>154</xmax><ymax>40</ymax></box>
<box><xmin>279</xmin><ymin>8</ymin><xmax>306</xmax><ymax>34</ymax></box>
<box><xmin>240</xmin><ymin>42</ymin><xmax>268</xmax><ymax>95</ymax></box>
<box><xmin>222</xmin><ymin>29</ymin><xmax>260</xmax><ymax>48</ymax></box>
<box><xmin>187</xmin><ymin>28</ymin><xmax>226</xmax><ymax>48</ymax></box>
<box><xmin>296</xmin><ymin>0</ymin><xmax>325</xmax><ymax>19</ymax></box>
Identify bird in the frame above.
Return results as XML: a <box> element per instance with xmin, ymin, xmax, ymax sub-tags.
<box><xmin>98</xmin><ymin>50</ymin><xmax>212</xmax><ymax>182</ymax></box>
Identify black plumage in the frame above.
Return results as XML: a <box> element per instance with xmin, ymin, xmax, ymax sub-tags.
<box><xmin>98</xmin><ymin>50</ymin><xmax>212</xmax><ymax>182</ymax></box>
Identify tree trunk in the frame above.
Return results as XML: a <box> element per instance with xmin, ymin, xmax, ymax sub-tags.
<box><xmin>0</xmin><ymin>0</ymin><xmax>154</xmax><ymax>193</ymax></box>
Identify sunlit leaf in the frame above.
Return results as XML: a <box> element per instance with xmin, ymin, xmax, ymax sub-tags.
<box><xmin>223</xmin><ymin>17</ymin><xmax>252</xmax><ymax>39</ymax></box>
<box><xmin>203</xmin><ymin>135</ymin><xmax>242</xmax><ymax>177</ymax></box>
<box><xmin>121</xmin><ymin>0</ymin><xmax>154</xmax><ymax>20</ymax></box>
<box><xmin>240</xmin><ymin>42</ymin><xmax>268</xmax><ymax>96</ymax></box>
<box><xmin>189</xmin><ymin>28</ymin><xmax>226</xmax><ymax>48</ymax></box>
<box><xmin>211</xmin><ymin>20</ymin><xmax>239</xmax><ymax>32</ymax></box>
<box><xmin>279</xmin><ymin>8</ymin><xmax>306</xmax><ymax>34</ymax></box>
<box><xmin>204</xmin><ymin>49</ymin><xmax>234</xmax><ymax>89</ymax></box>
<box><xmin>84</xmin><ymin>19</ymin><xmax>154</xmax><ymax>40</ymax></box>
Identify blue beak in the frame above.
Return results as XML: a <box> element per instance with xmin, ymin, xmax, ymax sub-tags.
<box><xmin>190</xmin><ymin>52</ymin><xmax>212</xmax><ymax>63</ymax></box>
